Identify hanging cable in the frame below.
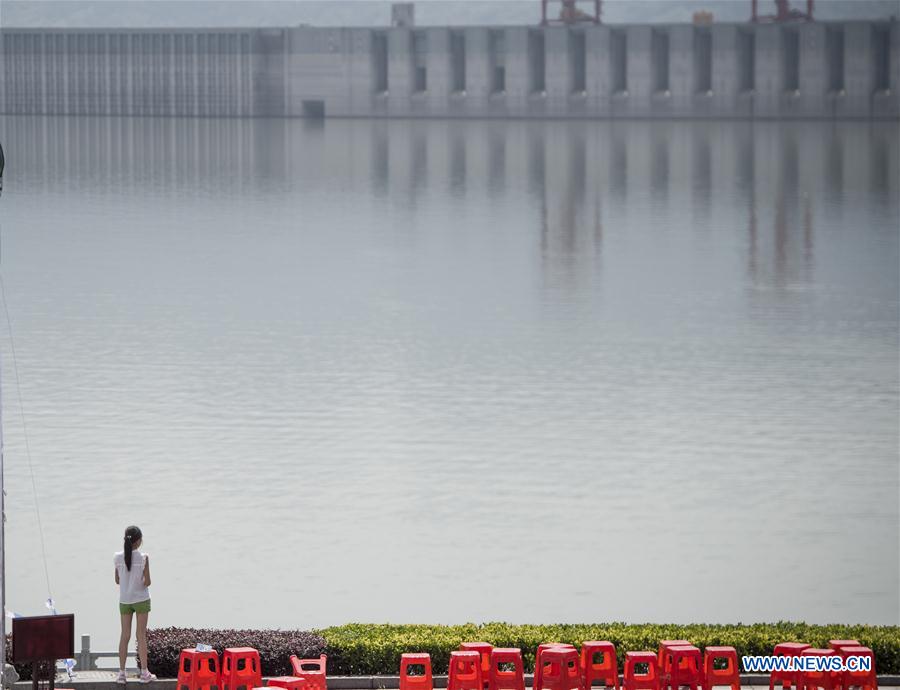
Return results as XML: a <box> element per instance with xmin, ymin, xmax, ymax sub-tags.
<box><xmin>0</xmin><ymin>266</ymin><xmax>54</xmax><ymax>605</ymax></box>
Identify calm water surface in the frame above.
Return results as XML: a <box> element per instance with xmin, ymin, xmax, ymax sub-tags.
<box><xmin>0</xmin><ymin>117</ymin><xmax>896</xmax><ymax>648</ymax></box>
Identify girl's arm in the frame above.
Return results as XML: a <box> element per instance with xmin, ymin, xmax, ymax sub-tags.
<box><xmin>143</xmin><ymin>556</ymin><xmax>151</xmax><ymax>587</ymax></box>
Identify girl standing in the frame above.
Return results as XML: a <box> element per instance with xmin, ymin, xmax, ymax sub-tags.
<box><xmin>114</xmin><ymin>525</ymin><xmax>157</xmax><ymax>683</ymax></box>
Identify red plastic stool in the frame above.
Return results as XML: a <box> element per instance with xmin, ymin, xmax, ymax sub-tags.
<box><xmin>657</xmin><ymin>642</ymin><xmax>690</xmax><ymax>668</ymax></box>
<box><xmin>657</xmin><ymin>641</ymin><xmax>690</xmax><ymax>690</ymax></box>
<box><xmin>222</xmin><ymin>648</ymin><xmax>262</xmax><ymax>690</ymax></box>
<box><xmin>462</xmin><ymin>643</ymin><xmax>494</xmax><ymax>690</ymax></box>
<box><xmin>667</xmin><ymin>647</ymin><xmax>701</xmax><ymax>690</ymax></box>
<box><xmin>703</xmin><ymin>647</ymin><xmax>739</xmax><ymax>690</ymax></box>
<box><xmin>490</xmin><ymin>648</ymin><xmax>525</xmax><ymax>690</ymax></box>
<box><xmin>770</xmin><ymin>643</ymin><xmax>811</xmax><ymax>690</ymax></box>
<box><xmin>177</xmin><ymin>649</ymin><xmax>221</xmax><ymax>690</ymax></box>
<box><xmin>538</xmin><ymin>647</ymin><xmax>582</xmax><ymax>690</ymax></box>
<box><xmin>401</xmin><ymin>653</ymin><xmax>434</xmax><ymax>690</ymax></box>
<box><xmin>535</xmin><ymin>644</ymin><xmax>578</xmax><ymax>690</ymax></box>
<box><xmin>268</xmin><ymin>678</ymin><xmax>308</xmax><ymax>690</ymax></box>
<box><xmin>290</xmin><ymin>655</ymin><xmax>328</xmax><ymax>690</ymax></box>
<box><xmin>800</xmin><ymin>649</ymin><xmax>841</xmax><ymax>690</ymax></box>
<box><xmin>449</xmin><ymin>651</ymin><xmax>484</xmax><ymax>690</ymax></box>
<box><xmin>838</xmin><ymin>646</ymin><xmax>876</xmax><ymax>690</ymax></box>
<box><xmin>582</xmin><ymin>642</ymin><xmax>618</xmax><ymax>690</ymax></box>
<box><xmin>624</xmin><ymin>652</ymin><xmax>659</xmax><ymax>690</ymax></box>
<box><xmin>829</xmin><ymin>642</ymin><xmax>861</xmax><ymax>655</ymax></box>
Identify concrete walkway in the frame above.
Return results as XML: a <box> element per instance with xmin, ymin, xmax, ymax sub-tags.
<box><xmin>18</xmin><ymin>673</ymin><xmax>900</xmax><ymax>690</ymax></box>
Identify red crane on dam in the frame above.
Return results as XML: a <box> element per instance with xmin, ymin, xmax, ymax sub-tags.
<box><xmin>540</xmin><ymin>0</ymin><xmax>601</xmax><ymax>25</ymax></box>
<box><xmin>751</xmin><ymin>0</ymin><xmax>815</xmax><ymax>22</ymax></box>
<box><xmin>540</xmin><ymin>0</ymin><xmax>814</xmax><ymax>25</ymax></box>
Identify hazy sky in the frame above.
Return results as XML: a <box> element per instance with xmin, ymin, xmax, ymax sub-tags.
<box><xmin>2</xmin><ymin>0</ymin><xmax>897</xmax><ymax>28</ymax></box>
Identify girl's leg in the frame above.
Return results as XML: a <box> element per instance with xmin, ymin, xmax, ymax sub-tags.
<box><xmin>119</xmin><ymin>612</ymin><xmax>133</xmax><ymax>670</ymax></box>
<box><xmin>136</xmin><ymin>612</ymin><xmax>150</xmax><ymax>673</ymax></box>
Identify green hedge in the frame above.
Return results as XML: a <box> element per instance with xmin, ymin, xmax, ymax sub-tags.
<box><xmin>144</xmin><ymin>623</ymin><xmax>900</xmax><ymax>678</ymax></box>
<box><xmin>147</xmin><ymin>627</ymin><xmax>325</xmax><ymax>679</ymax></box>
<box><xmin>318</xmin><ymin>623</ymin><xmax>900</xmax><ymax>676</ymax></box>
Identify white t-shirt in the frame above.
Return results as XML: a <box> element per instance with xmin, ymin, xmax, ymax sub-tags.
<box><xmin>114</xmin><ymin>550</ymin><xmax>151</xmax><ymax>604</ymax></box>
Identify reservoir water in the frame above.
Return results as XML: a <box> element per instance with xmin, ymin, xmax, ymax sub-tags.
<box><xmin>0</xmin><ymin>116</ymin><xmax>896</xmax><ymax>648</ymax></box>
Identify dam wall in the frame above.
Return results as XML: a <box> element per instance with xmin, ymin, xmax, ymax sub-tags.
<box><xmin>1</xmin><ymin>21</ymin><xmax>898</xmax><ymax>119</ymax></box>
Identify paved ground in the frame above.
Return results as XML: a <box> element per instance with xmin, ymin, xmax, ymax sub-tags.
<box><xmin>16</xmin><ymin>672</ymin><xmax>898</xmax><ymax>690</ymax></box>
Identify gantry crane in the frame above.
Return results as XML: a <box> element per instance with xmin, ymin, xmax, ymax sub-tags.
<box><xmin>751</xmin><ymin>0</ymin><xmax>815</xmax><ymax>22</ymax></box>
<box><xmin>540</xmin><ymin>0</ymin><xmax>601</xmax><ymax>25</ymax></box>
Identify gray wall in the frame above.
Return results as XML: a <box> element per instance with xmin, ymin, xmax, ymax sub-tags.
<box><xmin>1</xmin><ymin>21</ymin><xmax>898</xmax><ymax>119</ymax></box>
<box><xmin>0</xmin><ymin>29</ymin><xmax>265</xmax><ymax>115</ymax></box>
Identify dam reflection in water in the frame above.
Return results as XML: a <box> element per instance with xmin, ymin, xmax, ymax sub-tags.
<box><xmin>7</xmin><ymin>116</ymin><xmax>895</xmax><ymax>293</ymax></box>
<box><xmin>0</xmin><ymin>116</ymin><xmax>897</xmax><ymax>644</ymax></box>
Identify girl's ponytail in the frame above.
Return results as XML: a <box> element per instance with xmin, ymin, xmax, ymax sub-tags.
<box><xmin>123</xmin><ymin>525</ymin><xmax>142</xmax><ymax>571</ymax></box>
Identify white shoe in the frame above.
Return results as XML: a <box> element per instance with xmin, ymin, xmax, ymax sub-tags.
<box><xmin>139</xmin><ymin>670</ymin><xmax>157</xmax><ymax>684</ymax></box>
<box><xmin>116</xmin><ymin>670</ymin><xmax>127</xmax><ymax>684</ymax></box>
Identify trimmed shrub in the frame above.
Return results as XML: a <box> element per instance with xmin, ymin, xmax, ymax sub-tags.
<box><xmin>147</xmin><ymin>627</ymin><xmax>325</xmax><ymax>679</ymax></box>
<box><xmin>318</xmin><ymin>623</ymin><xmax>900</xmax><ymax>676</ymax></box>
<box><xmin>146</xmin><ymin>623</ymin><xmax>900</xmax><ymax>679</ymax></box>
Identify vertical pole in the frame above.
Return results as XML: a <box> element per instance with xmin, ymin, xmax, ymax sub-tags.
<box><xmin>1</xmin><ymin>334</ymin><xmax>4</xmax><ymax>681</ymax></box>
<box><xmin>541</xmin><ymin>0</ymin><xmax>547</xmax><ymax>26</ymax></box>
<box><xmin>0</xmin><ymin>142</ymin><xmax>6</xmax><ymax>684</ymax></box>
<box><xmin>751</xmin><ymin>0</ymin><xmax>758</xmax><ymax>22</ymax></box>
<box><xmin>81</xmin><ymin>635</ymin><xmax>90</xmax><ymax>672</ymax></box>
<box><xmin>595</xmin><ymin>0</ymin><xmax>601</xmax><ymax>24</ymax></box>
<box><xmin>807</xmin><ymin>0</ymin><xmax>813</xmax><ymax>20</ymax></box>
<box><xmin>775</xmin><ymin>0</ymin><xmax>787</xmax><ymax>20</ymax></box>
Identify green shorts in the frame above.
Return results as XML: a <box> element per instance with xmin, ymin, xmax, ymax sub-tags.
<box><xmin>119</xmin><ymin>599</ymin><xmax>151</xmax><ymax>615</ymax></box>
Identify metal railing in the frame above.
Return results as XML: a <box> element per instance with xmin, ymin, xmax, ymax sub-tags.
<box><xmin>73</xmin><ymin>635</ymin><xmax>139</xmax><ymax>672</ymax></box>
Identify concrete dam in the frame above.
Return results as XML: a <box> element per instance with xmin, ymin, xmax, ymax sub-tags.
<box><xmin>1</xmin><ymin>19</ymin><xmax>898</xmax><ymax>119</ymax></box>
